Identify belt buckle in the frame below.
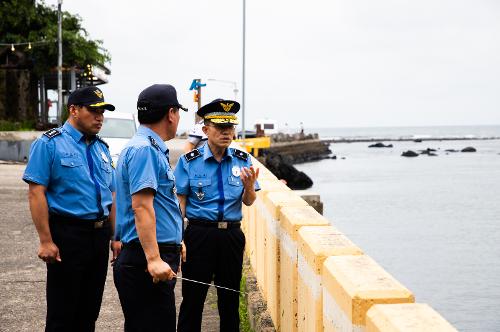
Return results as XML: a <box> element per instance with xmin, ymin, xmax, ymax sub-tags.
<box><xmin>94</xmin><ymin>220</ymin><xmax>104</xmax><ymax>229</ymax></box>
<box><xmin>218</xmin><ymin>222</ymin><xmax>228</xmax><ymax>229</ymax></box>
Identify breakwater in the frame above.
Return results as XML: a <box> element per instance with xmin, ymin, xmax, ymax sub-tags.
<box><xmin>241</xmin><ymin>153</ymin><xmax>458</xmax><ymax>332</ymax></box>
<box><xmin>265</xmin><ymin>139</ymin><xmax>332</xmax><ymax>164</ymax></box>
<box><xmin>323</xmin><ymin>136</ymin><xmax>500</xmax><ymax>144</ymax></box>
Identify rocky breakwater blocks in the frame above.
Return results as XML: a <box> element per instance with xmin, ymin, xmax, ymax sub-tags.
<box><xmin>279</xmin><ymin>206</ymin><xmax>330</xmax><ymax>332</ymax></box>
<box><xmin>322</xmin><ymin>255</ymin><xmax>414</xmax><ymax>332</ymax></box>
<box><xmin>262</xmin><ymin>191</ymin><xmax>309</xmax><ymax>330</ymax></box>
<box><xmin>252</xmin><ymin>179</ymin><xmax>291</xmax><ymax>297</ymax></box>
<box><xmin>297</xmin><ymin>226</ymin><xmax>363</xmax><ymax>332</ymax></box>
<box><xmin>366</xmin><ymin>303</ymin><xmax>458</xmax><ymax>332</ymax></box>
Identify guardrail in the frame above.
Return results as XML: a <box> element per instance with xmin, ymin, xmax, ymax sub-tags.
<box><xmin>242</xmin><ymin>156</ymin><xmax>458</xmax><ymax>332</ymax></box>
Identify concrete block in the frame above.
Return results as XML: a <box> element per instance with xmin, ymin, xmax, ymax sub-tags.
<box><xmin>297</xmin><ymin>226</ymin><xmax>363</xmax><ymax>332</ymax></box>
<box><xmin>263</xmin><ymin>191</ymin><xmax>308</xmax><ymax>330</ymax></box>
<box><xmin>322</xmin><ymin>255</ymin><xmax>414</xmax><ymax>332</ymax></box>
<box><xmin>366</xmin><ymin>303</ymin><xmax>458</xmax><ymax>332</ymax></box>
<box><xmin>279</xmin><ymin>207</ymin><xmax>330</xmax><ymax>332</ymax></box>
<box><xmin>253</xmin><ymin>180</ymin><xmax>291</xmax><ymax>297</ymax></box>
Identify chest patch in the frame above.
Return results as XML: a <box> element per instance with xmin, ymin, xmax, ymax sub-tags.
<box><xmin>232</xmin><ymin>166</ymin><xmax>241</xmax><ymax>177</ymax></box>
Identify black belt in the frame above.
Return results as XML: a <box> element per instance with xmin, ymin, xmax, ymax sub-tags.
<box><xmin>122</xmin><ymin>241</ymin><xmax>182</xmax><ymax>254</ymax></box>
<box><xmin>49</xmin><ymin>214</ymin><xmax>109</xmax><ymax>229</ymax></box>
<box><xmin>188</xmin><ymin>219</ymin><xmax>241</xmax><ymax>229</ymax></box>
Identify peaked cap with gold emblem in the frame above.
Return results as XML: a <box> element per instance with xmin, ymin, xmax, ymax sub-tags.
<box><xmin>67</xmin><ymin>86</ymin><xmax>115</xmax><ymax>111</ymax></box>
<box><xmin>197</xmin><ymin>98</ymin><xmax>240</xmax><ymax>125</ymax></box>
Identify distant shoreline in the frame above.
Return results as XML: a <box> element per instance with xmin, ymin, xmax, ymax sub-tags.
<box><xmin>322</xmin><ymin>136</ymin><xmax>500</xmax><ymax>143</ymax></box>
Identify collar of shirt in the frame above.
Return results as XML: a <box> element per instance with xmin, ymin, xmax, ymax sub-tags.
<box><xmin>63</xmin><ymin>121</ymin><xmax>88</xmax><ymax>143</ymax></box>
<box><xmin>203</xmin><ymin>144</ymin><xmax>233</xmax><ymax>162</ymax></box>
<box><xmin>136</xmin><ymin>125</ymin><xmax>168</xmax><ymax>155</ymax></box>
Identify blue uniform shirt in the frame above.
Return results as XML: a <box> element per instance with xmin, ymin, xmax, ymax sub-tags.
<box><xmin>22</xmin><ymin>122</ymin><xmax>115</xmax><ymax>220</ymax></box>
<box><xmin>174</xmin><ymin>143</ymin><xmax>260</xmax><ymax>222</ymax></box>
<box><xmin>115</xmin><ymin>125</ymin><xmax>183</xmax><ymax>244</ymax></box>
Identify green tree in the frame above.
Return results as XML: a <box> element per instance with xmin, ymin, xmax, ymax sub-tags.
<box><xmin>0</xmin><ymin>0</ymin><xmax>110</xmax><ymax>128</ymax></box>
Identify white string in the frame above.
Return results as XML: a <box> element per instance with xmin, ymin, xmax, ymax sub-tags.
<box><xmin>176</xmin><ymin>276</ymin><xmax>246</xmax><ymax>294</ymax></box>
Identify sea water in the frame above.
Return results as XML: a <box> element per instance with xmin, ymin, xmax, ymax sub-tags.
<box><xmin>295</xmin><ymin>126</ymin><xmax>500</xmax><ymax>332</ymax></box>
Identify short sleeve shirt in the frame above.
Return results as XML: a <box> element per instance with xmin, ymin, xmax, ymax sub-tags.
<box><xmin>22</xmin><ymin>122</ymin><xmax>115</xmax><ymax>219</ymax></box>
<box><xmin>174</xmin><ymin>144</ymin><xmax>260</xmax><ymax>221</ymax></box>
<box><xmin>115</xmin><ymin>125</ymin><xmax>183</xmax><ymax>244</ymax></box>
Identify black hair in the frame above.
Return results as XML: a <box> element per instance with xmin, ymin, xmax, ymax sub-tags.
<box><xmin>138</xmin><ymin>108</ymin><xmax>166</xmax><ymax>124</ymax></box>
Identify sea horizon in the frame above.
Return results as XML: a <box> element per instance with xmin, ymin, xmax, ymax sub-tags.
<box><xmin>304</xmin><ymin>124</ymin><xmax>500</xmax><ymax>141</ymax></box>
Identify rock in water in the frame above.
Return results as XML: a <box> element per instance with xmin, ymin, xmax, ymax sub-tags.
<box><xmin>264</xmin><ymin>153</ymin><xmax>313</xmax><ymax>189</ymax></box>
<box><xmin>461</xmin><ymin>146</ymin><xmax>476</xmax><ymax>152</ymax></box>
<box><xmin>368</xmin><ymin>142</ymin><xmax>393</xmax><ymax>148</ymax></box>
<box><xmin>419</xmin><ymin>148</ymin><xmax>437</xmax><ymax>155</ymax></box>
<box><xmin>401</xmin><ymin>150</ymin><xmax>419</xmax><ymax>157</ymax></box>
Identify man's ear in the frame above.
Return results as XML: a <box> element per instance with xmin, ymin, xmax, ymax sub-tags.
<box><xmin>68</xmin><ymin>105</ymin><xmax>78</xmax><ymax>118</ymax></box>
<box><xmin>167</xmin><ymin>107</ymin><xmax>176</xmax><ymax>123</ymax></box>
<box><xmin>202</xmin><ymin>125</ymin><xmax>209</xmax><ymax>135</ymax></box>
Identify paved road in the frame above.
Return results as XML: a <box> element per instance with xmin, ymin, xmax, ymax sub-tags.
<box><xmin>0</xmin><ymin>162</ymin><xmax>219</xmax><ymax>331</ymax></box>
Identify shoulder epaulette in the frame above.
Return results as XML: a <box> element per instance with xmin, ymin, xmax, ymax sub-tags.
<box><xmin>232</xmin><ymin>148</ymin><xmax>248</xmax><ymax>161</ymax></box>
<box><xmin>148</xmin><ymin>136</ymin><xmax>160</xmax><ymax>151</ymax></box>
<box><xmin>185</xmin><ymin>149</ymin><xmax>201</xmax><ymax>162</ymax></box>
<box><xmin>96</xmin><ymin>135</ymin><xmax>109</xmax><ymax>148</ymax></box>
<box><xmin>43</xmin><ymin>128</ymin><xmax>61</xmax><ymax>139</ymax></box>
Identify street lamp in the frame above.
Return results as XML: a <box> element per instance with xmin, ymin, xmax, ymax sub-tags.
<box><xmin>242</xmin><ymin>0</ymin><xmax>246</xmax><ymax>144</ymax></box>
<box><xmin>57</xmin><ymin>0</ymin><xmax>63</xmax><ymax>124</ymax></box>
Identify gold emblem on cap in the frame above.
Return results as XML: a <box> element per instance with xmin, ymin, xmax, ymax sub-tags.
<box><xmin>94</xmin><ymin>90</ymin><xmax>103</xmax><ymax>99</ymax></box>
<box><xmin>220</xmin><ymin>102</ymin><xmax>234</xmax><ymax>112</ymax></box>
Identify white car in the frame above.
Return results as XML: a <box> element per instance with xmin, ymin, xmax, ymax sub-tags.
<box><xmin>100</xmin><ymin>111</ymin><xmax>138</xmax><ymax>165</ymax></box>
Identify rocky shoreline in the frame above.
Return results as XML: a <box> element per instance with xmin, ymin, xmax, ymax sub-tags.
<box><xmin>258</xmin><ymin>139</ymin><xmax>332</xmax><ymax>189</ymax></box>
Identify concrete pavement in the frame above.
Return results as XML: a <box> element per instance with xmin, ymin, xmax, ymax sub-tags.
<box><xmin>0</xmin><ymin>162</ymin><xmax>220</xmax><ymax>331</ymax></box>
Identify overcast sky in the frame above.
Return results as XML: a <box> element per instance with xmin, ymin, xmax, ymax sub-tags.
<box><xmin>44</xmin><ymin>0</ymin><xmax>500</xmax><ymax>131</ymax></box>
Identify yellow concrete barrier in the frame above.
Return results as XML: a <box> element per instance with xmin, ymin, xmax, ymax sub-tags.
<box><xmin>240</xmin><ymin>158</ymin><xmax>458</xmax><ymax>332</ymax></box>
<box><xmin>261</xmin><ymin>191</ymin><xmax>309</xmax><ymax>330</ymax></box>
<box><xmin>252</xmin><ymin>179</ymin><xmax>290</xmax><ymax>297</ymax></box>
<box><xmin>297</xmin><ymin>226</ymin><xmax>363</xmax><ymax>332</ymax></box>
<box><xmin>279</xmin><ymin>207</ymin><xmax>330</xmax><ymax>332</ymax></box>
<box><xmin>322</xmin><ymin>255</ymin><xmax>415</xmax><ymax>332</ymax></box>
<box><xmin>366</xmin><ymin>303</ymin><xmax>458</xmax><ymax>332</ymax></box>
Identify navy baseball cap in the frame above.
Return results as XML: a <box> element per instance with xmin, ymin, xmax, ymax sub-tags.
<box><xmin>67</xmin><ymin>86</ymin><xmax>115</xmax><ymax>111</ymax></box>
<box><xmin>197</xmin><ymin>98</ymin><xmax>240</xmax><ymax>125</ymax></box>
<box><xmin>137</xmin><ymin>84</ymin><xmax>188</xmax><ymax>113</ymax></box>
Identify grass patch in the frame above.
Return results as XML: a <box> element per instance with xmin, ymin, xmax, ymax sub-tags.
<box><xmin>239</xmin><ymin>274</ymin><xmax>254</xmax><ymax>332</ymax></box>
<box><xmin>0</xmin><ymin>120</ymin><xmax>35</xmax><ymax>131</ymax></box>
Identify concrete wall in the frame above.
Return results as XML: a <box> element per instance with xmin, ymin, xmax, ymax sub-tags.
<box><xmin>243</xmin><ymin>156</ymin><xmax>457</xmax><ymax>332</ymax></box>
<box><xmin>0</xmin><ymin>131</ymin><xmax>40</xmax><ymax>162</ymax></box>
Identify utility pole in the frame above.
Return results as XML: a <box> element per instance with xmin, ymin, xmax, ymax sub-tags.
<box><xmin>57</xmin><ymin>0</ymin><xmax>63</xmax><ymax>124</ymax></box>
<box><xmin>241</xmin><ymin>0</ymin><xmax>246</xmax><ymax>145</ymax></box>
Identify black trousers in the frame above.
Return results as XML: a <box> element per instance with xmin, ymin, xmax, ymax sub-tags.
<box><xmin>45</xmin><ymin>217</ymin><xmax>111</xmax><ymax>332</ymax></box>
<box><xmin>177</xmin><ymin>224</ymin><xmax>245</xmax><ymax>332</ymax></box>
<box><xmin>113</xmin><ymin>244</ymin><xmax>180</xmax><ymax>332</ymax></box>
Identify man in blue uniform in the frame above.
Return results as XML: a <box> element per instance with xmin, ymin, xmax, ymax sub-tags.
<box><xmin>113</xmin><ymin>84</ymin><xmax>186</xmax><ymax>331</ymax></box>
<box><xmin>22</xmin><ymin>86</ymin><xmax>118</xmax><ymax>331</ymax></box>
<box><xmin>176</xmin><ymin>99</ymin><xmax>260</xmax><ymax>332</ymax></box>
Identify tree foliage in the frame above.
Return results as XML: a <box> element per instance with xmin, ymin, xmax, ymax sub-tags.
<box><xmin>0</xmin><ymin>0</ymin><xmax>110</xmax><ymax>76</ymax></box>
